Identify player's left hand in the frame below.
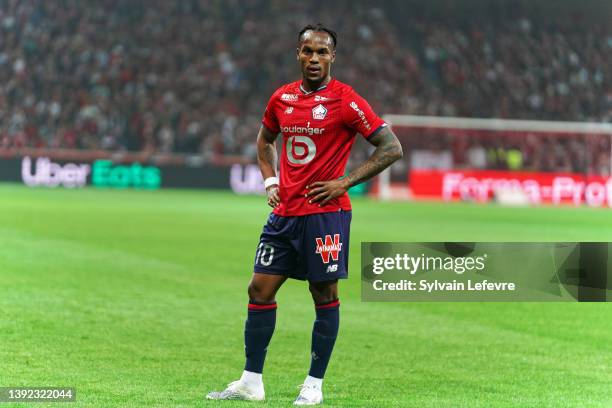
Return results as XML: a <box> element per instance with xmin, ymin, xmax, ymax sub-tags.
<box><xmin>305</xmin><ymin>178</ymin><xmax>350</xmax><ymax>206</ymax></box>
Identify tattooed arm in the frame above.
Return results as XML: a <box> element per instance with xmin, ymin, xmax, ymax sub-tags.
<box><xmin>256</xmin><ymin>125</ymin><xmax>281</xmax><ymax>208</ymax></box>
<box><xmin>306</xmin><ymin>126</ymin><xmax>403</xmax><ymax>205</ymax></box>
<box><xmin>343</xmin><ymin>126</ymin><xmax>403</xmax><ymax>188</ymax></box>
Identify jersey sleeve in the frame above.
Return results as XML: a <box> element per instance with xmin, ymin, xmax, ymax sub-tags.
<box><xmin>341</xmin><ymin>89</ymin><xmax>387</xmax><ymax>139</ymax></box>
<box><xmin>261</xmin><ymin>91</ymin><xmax>280</xmax><ymax>133</ymax></box>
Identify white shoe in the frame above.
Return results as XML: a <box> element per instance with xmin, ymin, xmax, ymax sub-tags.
<box><xmin>294</xmin><ymin>383</ymin><xmax>323</xmax><ymax>405</ymax></box>
<box><xmin>206</xmin><ymin>380</ymin><xmax>265</xmax><ymax>401</ymax></box>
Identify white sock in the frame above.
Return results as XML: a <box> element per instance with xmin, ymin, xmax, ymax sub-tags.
<box><xmin>304</xmin><ymin>375</ymin><xmax>323</xmax><ymax>389</ymax></box>
<box><xmin>240</xmin><ymin>370</ymin><xmax>263</xmax><ymax>387</ymax></box>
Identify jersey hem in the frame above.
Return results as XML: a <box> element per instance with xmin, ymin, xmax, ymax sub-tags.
<box><xmin>272</xmin><ymin>206</ymin><xmax>352</xmax><ymax>217</ymax></box>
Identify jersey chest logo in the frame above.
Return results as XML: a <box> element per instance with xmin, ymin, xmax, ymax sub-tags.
<box><xmin>312</xmin><ymin>104</ymin><xmax>327</xmax><ymax>120</ymax></box>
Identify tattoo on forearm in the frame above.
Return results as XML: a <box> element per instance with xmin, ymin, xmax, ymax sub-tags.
<box><xmin>258</xmin><ymin>142</ymin><xmax>277</xmax><ymax>172</ymax></box>
<box><xmin>345</xmin><ymin>130</ymin><xmax>402</xmax><ymax>187</ymax></box>
<box><xmin>261</xmin><ymin>144</ymin><xmax>276</xmax><ymax>166</ymax></box>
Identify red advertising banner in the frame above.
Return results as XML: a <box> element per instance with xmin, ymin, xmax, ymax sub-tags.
<box><xmin>410</xmin><ymin>169</ymin><xmax>612</xmax><ymax>207</ymax></box>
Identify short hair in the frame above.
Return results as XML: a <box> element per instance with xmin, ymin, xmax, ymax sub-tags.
<box><xmin>298</xmin><ymin>23</ymin><xmax>337</xmax><ymax>49</ymax></box>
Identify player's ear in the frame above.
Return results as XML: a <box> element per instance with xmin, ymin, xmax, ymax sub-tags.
<box><xmin>296</xmin><ymin>47</ymin><xmax>300</xmax><ymax>61</ymax></box>
<box><xmin>331</xmin><ymin>49</ymin><xmax>336</xmax><ymax>63</ymax></box>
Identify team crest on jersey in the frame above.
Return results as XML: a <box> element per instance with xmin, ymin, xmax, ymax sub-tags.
<box><xmin>281</xmin><ymin>93</ymin><xmax>299</xmax><ymax>102</ymax></box>
<box><xmin>312</xmin><ymin>104</ymin><xmax>327</xmax><ymax>120</ymax></box>
<box><xmin>315</xmin><ymin>234</ymin><xmax>342</xmax><ymax>264</ymax></box>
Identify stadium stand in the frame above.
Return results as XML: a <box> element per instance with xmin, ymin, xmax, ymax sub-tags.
<box><xmin>0</xmin><ymin>0</ymin><xmax>610</xmax><ymax>168</ymax></box>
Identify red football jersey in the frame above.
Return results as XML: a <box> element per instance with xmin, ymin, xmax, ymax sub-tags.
<box><xmin>262</xmin><ymin>78</ymin><xmax>386</xmax><ymax>216</ymax></box>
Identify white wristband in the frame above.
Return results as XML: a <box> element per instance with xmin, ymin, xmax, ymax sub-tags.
<box><xmin>264</xmin><ymin>177</ymin><xmax>279</xmax><ymax>189</ymax></box>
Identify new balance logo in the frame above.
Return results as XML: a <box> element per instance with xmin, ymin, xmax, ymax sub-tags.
<box><xmin>281</xmin><ymin>93</ymin><xmax>299</xmax><ymax>101</ymax></box>
<box><xmin>315</xmin><ymin>234</ymin><xmax>342</xmax><ymax>264</ymax></box>
<box><xmin>326</xmin><ymin>264</ymin><xmax>338</xmax><ymax>273</ymax></box>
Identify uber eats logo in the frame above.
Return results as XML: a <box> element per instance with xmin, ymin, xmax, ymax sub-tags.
<box><xmin>22</xmin><ymin>157</ymin><xmax>162</xmax><ymax>189</ymax></box>
<box><xmin>92</xmin><ymin>160</ymin><xmax>161</xmax><ymax>189</ymax></box>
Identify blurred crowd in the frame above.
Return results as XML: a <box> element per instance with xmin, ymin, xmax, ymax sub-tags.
<box><xmin>0</xmin><ymin>0</ymin><xmax>610</xmax><ymax>166</ymax></box>
<box><xmin>399</xmin><ymin>128</ymin><xmax>611</xmax><ymax>175</ymax></box>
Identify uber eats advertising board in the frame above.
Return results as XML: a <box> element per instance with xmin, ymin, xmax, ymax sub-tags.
<box><xmin>3</xmin><ymin>156</ymin><xmax>230</xmax><ymax>190</ymax></box>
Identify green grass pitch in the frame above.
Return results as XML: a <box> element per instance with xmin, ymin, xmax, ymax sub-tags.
<box><xmin>2</xmin><ymin>183</ymin><xmax>612</xmax><ymax>407</ymax></box>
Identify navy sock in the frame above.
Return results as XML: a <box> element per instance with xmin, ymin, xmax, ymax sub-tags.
<box><xmin>308</xmin><ymin>299</ymin><xmax>340</xmax><ymax>379</ymax></box>
<box><xmin>244</xmin><ymin>301</ymin><xmax>277</xmax><ymax>374</ymax></box>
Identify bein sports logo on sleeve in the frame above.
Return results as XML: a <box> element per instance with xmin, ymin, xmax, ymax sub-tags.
<box><xmin>349</xmin><ymin>101</ymin><xmax>371</xmax><ymax>131</ymax></box>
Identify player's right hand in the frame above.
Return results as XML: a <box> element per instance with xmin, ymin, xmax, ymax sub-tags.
<box><xmin>266</xmin><ymin>185</ymin><xmax>280</xmax><ymax>208</ymax></box>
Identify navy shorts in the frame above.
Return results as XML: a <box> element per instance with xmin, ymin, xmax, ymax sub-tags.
<box><xmin>253</xmin><ymin>210</ymin><xmax>352</xmax><ymax>282</ymax></box>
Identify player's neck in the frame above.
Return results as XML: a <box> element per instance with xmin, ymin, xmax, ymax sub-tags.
<box><xmin>300</xmin><ymin>76</ymin><xmax>332</xmax><ymax>94</ymax></box>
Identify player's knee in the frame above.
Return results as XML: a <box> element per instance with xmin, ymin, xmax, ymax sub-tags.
<box><xmin>247</xmin><ymin>281</ymin><xmax>261</xmax><ymax>300</ymax></box>
<box><xmin>247</xmin><ymin>281</ymin><xmax>275</xmax><ymax>303</ymax></box>
<box><xmin>309</xmin><ymin>282</ymin><xmax>337</xmax><ymax>304</ymax></box>
<box><xmin>312</xmin><ymin>294</ymin><xmax>336</xmax><ymax>305</ymax></box>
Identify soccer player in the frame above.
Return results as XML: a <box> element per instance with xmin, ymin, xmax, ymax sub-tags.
<box><xmin>207</xmin><ymin>23</ymin><xmax>402</xmax><ymax>405</ymax></box>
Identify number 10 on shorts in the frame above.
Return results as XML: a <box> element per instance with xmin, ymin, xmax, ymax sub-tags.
<box><xmin>256</xmin><ymin>243</ymin><xmax>274</xmax><ymax>266</ymax></box>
